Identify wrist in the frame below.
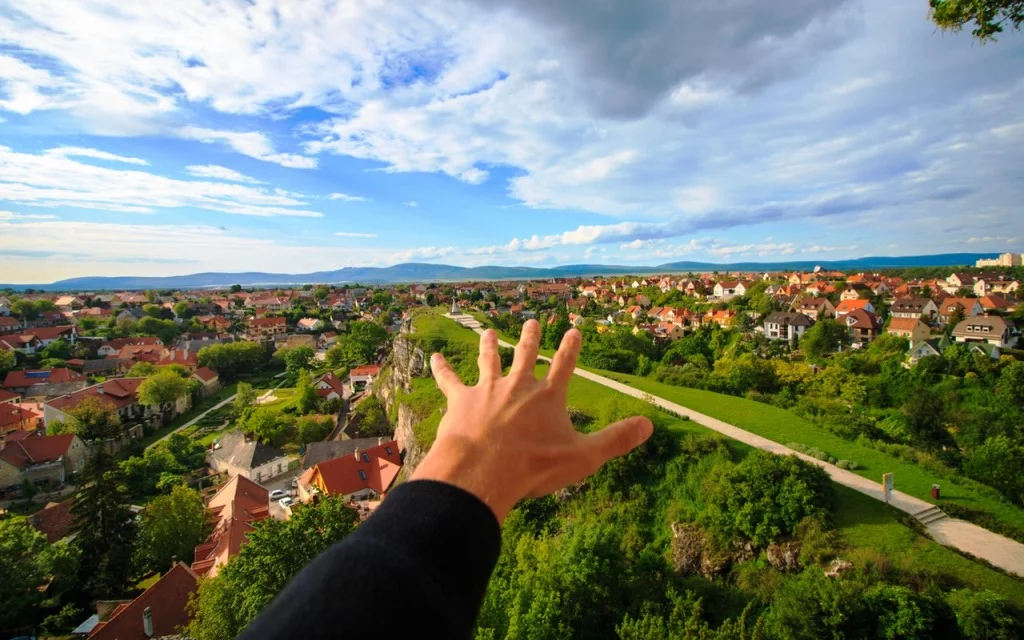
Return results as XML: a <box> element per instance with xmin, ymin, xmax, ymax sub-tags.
<box><xmin>411</xmin><ymin>433</ymin><xmax>515</xmax><ymax>524</ymax></box>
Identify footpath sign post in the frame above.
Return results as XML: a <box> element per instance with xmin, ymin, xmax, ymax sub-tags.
<box><xmin>882</xmin><ymin>473</ymin><xmax>894</xmax><ymax>504</ymax></box>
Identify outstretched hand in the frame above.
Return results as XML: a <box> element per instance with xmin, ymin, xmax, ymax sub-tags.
<box><xmin>411</xmin><ymin>319</ymin><xmax>653</xmax><ymax>523</ymax></box>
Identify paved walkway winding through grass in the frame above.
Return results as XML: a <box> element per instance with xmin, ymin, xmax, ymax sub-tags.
<box><xmin>447</xmin><ymin>314</ymin><xmax>1024</xmax><ymax>578</ymax></box>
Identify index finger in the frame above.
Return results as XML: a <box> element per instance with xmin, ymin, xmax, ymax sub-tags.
<box><xmin>510</xmin><ymin>319</ymin><xmax>540</xmax><ymax>378</ymax></box>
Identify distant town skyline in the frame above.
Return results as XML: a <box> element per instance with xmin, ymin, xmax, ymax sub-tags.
<box><xmin>1</xmin><ymin>0</ymin><xmax>1022</xmax><ymax>282</ymax></box>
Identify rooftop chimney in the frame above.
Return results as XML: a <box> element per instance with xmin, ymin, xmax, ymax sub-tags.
<box><xmin>143</xmin><ymin>606</ymin><xmax>153</xmax><ymax>637</ymax></box>
<box><xmin>354</xmin><ymin>447</ymin><xmax>360</xmax><ymax>461</ymax></box>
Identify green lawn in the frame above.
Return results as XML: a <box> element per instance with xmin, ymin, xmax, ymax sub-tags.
<box><xmin>140</xmin><ymin>382</ymin><xmax>239</xmax><ymax>449</ymax></box>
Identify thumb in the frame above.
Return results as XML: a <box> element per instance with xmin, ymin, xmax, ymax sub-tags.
<box><xmin>582</xmin><ymin>416</ymin><xmax>654</xmax><ymax>470</ymax></box>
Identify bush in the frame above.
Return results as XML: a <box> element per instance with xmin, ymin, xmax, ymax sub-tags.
<box><xmin>836</xmin><ymin>460</ymin><xmax>858</xmax><ymax>470</ymax></box>
<box><xmin>945</xmin><ymin>589</ymin><xmax>1018</xmax><ymax>640</ymax></box>
<box><xmin>707</xmin><ymin>451</ymin><xmax>833</xmax><ymax>546</ymax></box>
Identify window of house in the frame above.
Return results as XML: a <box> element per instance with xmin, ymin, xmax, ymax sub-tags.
<box><xmin>358</xmin><ymin>470</ymin><xmax>367</xmax><ymax>481</ymax></box>
<box><xmin>361</xmin><ymin>453</ymin><xmax>370</xmax><ymax>463</ymax></box>
<box><xmin>385</xmin><ymin>446</ymin><xmax>393</xmax><ymax>455</ymax></box>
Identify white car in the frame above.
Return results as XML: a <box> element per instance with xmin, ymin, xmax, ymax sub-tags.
<box><xmin>279</xmin><ymin>496</ymin><xmax>294</xmax><ymax>508</ymax></box>
<box><xmin>269</xmin><ymin>489</ymin><xmax>287</xmax><ymax>500</ymax></box>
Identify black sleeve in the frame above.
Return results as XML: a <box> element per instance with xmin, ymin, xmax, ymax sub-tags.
<box><xmin>238</xmin><ymin>480</ymin><xmax>502</xmax><ymax>640</ymax></box>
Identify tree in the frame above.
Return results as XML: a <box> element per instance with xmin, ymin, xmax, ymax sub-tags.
<box><xmin>313</xmin><ymin>286</ymin><xmax>330</xmax><ymax>301</ymax></box>
<box><xmin>802</xmin><ymin>319</ymin><xmax>848</xmax><ymax>360</ymax></box>
<box><xmin>325</xmin><ymin>343</ymin><xmax>347</xmax><ymax>368</ymax></box>
<box><xmin>708</xmin><ymin>451</ymin><xmax>833</xmax><ymax>546</ymax></box>
<box><xmin>173</xmin><ymin>301</ymin><xmax>193</xmax><ymax>319</ymax></box>
<box><xmin>901</xmin><ymin>387</ymin><xmax>949</xmax><ymax>448</ymax></box>
<box><xmin>0</xmin><ymin>518</ymin><xmax>80</xmax><ymax>631</ymax></box>
<box><xmin>126</xmin><ymin>361</ymin><xmax>156</xmax><ymax>377</ymax></box>
<box><xmin>354</xmin><ymin>395</ymin><xmax>391</xmax><ymax>438</ymax></box>
<box><xmin>931</xmin><ymin>0</ymin><xmax>1023</xmax><ymax>40</ymax></box>
<box><xmin>963</xmin><ymin>435</ymin><xmax>1024</xmax><ymax>505</ymax></box>
<box><xmin>542</xmin><ymin>315</ymin><xmax>571</xmax><ymax>350</ymax></box>
<box><xmin>198</xmin><ymin>342</ymin><xmax>269</xmax><ymax>381</ymax></box>
<box><xmin>72</xmin><ymin>448</ymin><xmax>136</xmax><ymax>598</ymax></box>
<box><xmin>234</xmin><ymin>382</ymin><xmax>257</xmax><ymax>417</ymax></box>
<box><xmin>242</xmin><ymin>407</ymin><xmax>286</xmax><ymax>444</ymax></box>
<box><xmin>284</xmin><ymin>346</ymin><xmax>314</xmax><ymax>375</ymax></box>
<box><xmin>41</xmin><ymin>337</ymin><xmax>73</xmax><ymax>361</ymax></box>
<box><xmin>296</xmin><ymin>415</ymin><xmax>334</xmax><ymax>446</ymax></box>
<box><xmin>137</xmin><ymin>369</ymin><xmax>190</xmax><ymax>407</ymax></box>
<box><xmin>0</xmin><ymin>348</ymin><xmax>15</xmax><ymax>377</ymax></box>
<box><xmin>230</xmin><ymin>284</ymin><xmax>242</xmax><ymax>293</ymax></box>
<box><xmin>136</xmin><ymin>485</ymin><xmax>208</xmax><ymax>572</ymax></box>
<box><xmin>295</xmin><ymin>368</ymin><xmax>318</xmax><ymax>415</ymax></box>
<box><xmin>188</xmin><ymin>497</ymin><xmax>360</xmax><ymax>640</ymax></box>
<box><xmin>137</xmin><ymin>316</ymin><xmax>181</xmax><ymax>343</ymax></box>
<box><xmin>945</xmin><ymin>589</ymin><xmax>1017</xmax><ymax>639</ymax></box>
<box><xmin>63</xmin><ymin>397</ymin><xmax>122</xmax><ymax>440</ymax></box>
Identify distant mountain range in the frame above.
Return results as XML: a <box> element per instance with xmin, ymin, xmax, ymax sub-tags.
<box><xmin>0</xmin><ymin>253</ymin><xmax>995</xmax><ymax>291</ymax></box>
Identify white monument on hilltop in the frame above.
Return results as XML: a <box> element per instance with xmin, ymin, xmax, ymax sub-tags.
<box><xmin>451</xmin><ymin>299</ymin><xmax>459</xmax><ymax>315</ymax></box>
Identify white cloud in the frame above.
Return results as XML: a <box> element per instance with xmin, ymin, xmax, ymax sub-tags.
<box><xmin>0</xmin><ymin>211</ymin><xmax>58</xmax><ymax>220</ymax></box>
<box><xmin>185</xmin><ymin>164</ymin><xmax>260</xmax><ymax>183</ymax></box>
<box><xmin>402</xmin><ymin>201</ymin><xmax>419</xmax><ymax>208</ymax></box>
<box><xmin>391</xmin><ymin>246</ymin><xmax>457</xmax><ymax>262</ymax></box>
<box><xmin>178</xmin><ymin>127</ymin><xmax>317</xmax><ymax>169</ymax></box>
<box><xmin>333</xmin><ymin>231</ymin><xmax>378</xmax><ymax>238</ymax></box>
<box><xmin>328</xmin><ymin>192</ymin><xmax>368</xmax><ymax>202</ymax></box>
<box><xmin>46</xmin><ymin>147</ymin><xmax>149</xmax><ymax>166</ymax></box>
<box><xmin>967</xmin><ymin>236</ymin><xmax>1021</xmax><ymax>245</ymax></box>
<box><xmin>0</xmin><ymin>145</ymin><xmax>322</xmax><ymax>218</ymax></box>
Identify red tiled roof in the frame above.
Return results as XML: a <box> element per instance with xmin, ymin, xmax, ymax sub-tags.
<box><xmin>46</xmin><ymin>378</ymin><xmax>146</xmax><ymax>413</ymax></box>
<box><xmin>309</xmin><ymin>440</ymin><xmax>402</xmax><ymax>497</ymax></box>
<box><xmin>0</xmin><ymin>317</ymin><xmax>21</xmax><ymax>329</ymax></box>
<box><xmin>0</xmin><ymin>402</ymin><xmax>35</xmax><ymax>429</ymax></box>
<box><xmin>3</xmin><ymin>368</ymin><xmax>86</xmax><ymax>390</ymax></box>
<box><xmin>0</xmin><ymin>389</ymin><xmax>20</xmax><ymax>403</ymax></box>
<box><xmin>21</xmin><ymin>325</ymin><xmax>76</xmax><ymax>341</ymax></box>
<box><xmin>887</xmin><ymin>318</ymin><xmax>926</xmax><ymax>333</ymax></box>
<box><xmin>349</xmin><ymin>364</ymin><xmax>381</xmax><ymax>377</ymax></box>
<box><xmin>89</xmin><ymin>563</ymin><xmax>198</xmax><ymax>640</ymax></box>
<box><xmin>980</xmin><ymin>295</ymin><xmax>1015</xmax><ymax>311</ymax></box>
<box><xmin>315</xmin><ymin>372</ymin><xmax>346</xmax><ymax>397</ymax></box>
<box><xmin>250</xmin><ymin>316</ymin><xmax>286</xmax><ymax>327</ymax></box>
<box><xmin>845</xmin><ymin>309</ymin><xmax>882</xmax><ymax>330</ymax></box>
<box><xmin>191</xmin><ymin>475</ymin><xmax>269</xmax><ymax>577</ymax></box>
<box><xmin>29</xmin><ymin>499</ymin><xmax>74</xmax><ymax>543</ymax></box>
<box><xmin>192</xmin><ymin>367</ymin><xmax>219</xmax><ymax>383</ymax></box>
<box><xmin>157</xmin><ymin>349</ymin><xmax>198</xmax><ymax>367</ymax></box>
<box><xmin>102</xmin><ymin>337</ymin><xmax>162</xmax><ymax>351</ymax></box>
<box><xmin>835</xmin><ymin>299</ymin><xmax>871</xmax><ymax>314</ymax></box>
<box><xmin>0</xmin><ymin>433</ymin><xmax>76</xmax><ymax>469</ymax></box>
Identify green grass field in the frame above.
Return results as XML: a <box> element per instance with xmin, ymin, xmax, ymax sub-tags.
<box><xmin>411</xmin><ymin>311</ymin><xmax>1024</xmax><ymax>605</ymax></box>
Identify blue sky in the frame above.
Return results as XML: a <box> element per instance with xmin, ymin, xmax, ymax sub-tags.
<box><xmin>0</xmin><ymin>0</ymin><xmax>1022</xmax><ymax>283</ymax></box>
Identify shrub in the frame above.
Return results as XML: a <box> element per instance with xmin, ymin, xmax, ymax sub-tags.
<box><xmin>945</xmin><ymin>589</ymin><xmax>1017</xmax><ymax>640</ymax></box>
<box><xmin>836</xmin><ymin>460</ymin><xmax>858</xmax><ymax>470</ymax></box>
<box><xmin>707</xmin><ymin>451</ymin><xmax>833</xmax><ymax>546</ymax></box>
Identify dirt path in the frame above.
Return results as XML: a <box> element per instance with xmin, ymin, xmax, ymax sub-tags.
<box><xmin>447</xmin><ymin>314</ymin><xmax>1024</xmax><ymax>577</ymax></box>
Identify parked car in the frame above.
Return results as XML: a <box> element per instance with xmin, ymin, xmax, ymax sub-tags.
<box><xmin>279</xmin><ymin>497</ymin><xmax>294</xmax><ymax>508</ymax></box>
<box><xmin>269</xmin><ymin>489</ymin><xmax>287</xmax><ymax>500</ymax></box>
<box><xmin>290</xmin><ymin>477</ymin><xmax>299</xmax><ymax>489</ymax></box>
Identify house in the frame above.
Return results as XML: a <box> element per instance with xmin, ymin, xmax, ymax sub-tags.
<box><xmin>116</xmin><ymin>307</ymin><xmax>146</xmax><ymax>324</ymax></box>
<box><xmin>945</xmin><ymin>272</ymin><xmax>976</xmax><ymax>293</ymax></box>
<box><xmin>246</xmin><ymin>316</ymin><xmax>287</xmax><ymax>341</ymax></box>
<box><xmin>317</xmin><ymin>331</ymin><xmax>338</xmax><ymax>349</ymax></box>
<box><xmin>705</xmin><ymin>309</ymin><xmax>736</xmax><ymax>328</ymax></box>
<box><xmin>191</xmin><ymin>474</ymin><xmax>269</xmax><ymax>577</ymax></box>
<box><xmin>349</xmin><ymin>364</ymin><xmax>382</xmax><ymax>393</ymax></box>
<box><xmin>886</xmin><ymin>318</ymin><xmax>931</xmax><ymax>344</ymax></box>
<box><xmin>844</xmin><ymin>309</ymin><xmax>882</xmax><ymax>345</ymax></box>
<box><xmin>973</xmin><ymin>276</ymin><xmax>1020</xmax><ymax>297</ymax></box>
<box><xmin>54</xmin><ymin>296</ymin><xmax>85</xmax><ymax>311</ymax></box>
<box><xmin>655</xmin><ymin>323</ymin><xmax>686</xmax><ymax>341</ymax></box>
<box><xmin>0</xmin><ymin>316</ymin><xmax>23</xmax><ymax>334</ymax></box>
<box><xmin>28</xmin><ymin>499</ymin><xmax>74</xmax><ymax>543</ymax></box>
<box><xmin>763</xmin><ymin>312</ymin><xmax>814</xmax><ymax>342</ymax></box>
<box><xmin>907</xmin><ymin>336</ymin><xmax>952</xmax><ymax>365</ymax></box>
<box><xmin>795</xmin><ymin>297</ymin><xmax>836</xmax><ymax>321</ymax></box>
<box><xmin>3</xmin><ymin>368</ymin><xmax>88</xmax><ymax>397</ymax></box>
<box><xmin>979</xmin><ymin>294</ymin><xmax>1016</xmax><ymax>313</ymax></box>
<box><xmin>191</xmin><ymin>367</ymin><xmax>221</xmax><ymax>395</ymax></box>
<box><xmin>156</xmin><ymin>349</ymin><xmax>198</xmax><ymax>371</ymax></box>
<box><xmin>0</xmin><ymin>296</ymin><xmax>10</xmax><ymax>316</ymax></box>
<box><xmin>890</xmin><ymin>298</ymin><xmax>939</xmax><ymax>321</ymax></box>
<box><xmin>208</xmin><ymin>431</ymin><xmax>289</xmax><ymax>483</ymax></box>
<box><xmin>839</xmin><ymin>288</ymin><xmax>862</xmax><ymax>302</ymax></box>
<box><xmin>88</xmin><ymin>562</ymin><xmax>199</xmax><ymax>640</ymax></box>
<box><xmin>297</xmin><ymin>317</ymin><xmax>324</xmax><ymax>332</ymax></box>
<box><xmin>97</xmin><ymin>337</ymin><xmax>163</xmax><ymax>357</ymax></box>
<box><xmin>301</xmin><ymin>437</ymin><xmax>392</xmax><ymax>469</ymax></box>
<box><xmin>314</xmin><ymin>371</ymin><xmax>347</xmax><ymax>402</ymax></box>
<box><xmin>44</xmin><ymin>378</ymin><xmax>183</xmax><ymax>442</ymax></box>
<box><xmin>0</xmin><ymin>432</ymin><xmax>88</xmax><ymax>490</ymax></box>
<box><xmin>835</xmin><ymin>299</ymin><xmax>875</xmax><ymax>317</ymax></box>
<box><xmin>713</xmin><ymin>281</ymin><xmax>748</xmax><ymax>298</ymax></box>
<box><xmin>285</xmin><ymin>334</ymin><xmax>317</xmax><ymax>350</ymax></box>
<box><xmin>24</xmin><ymin>325</ymin><xmax>78</xmax><ymax>347</ymax></box>
<box><xmin>0</xmin><ymin>334</ymin><xmax>42</xmax><ymax>354</ymax></box>
<box><xmin>0</xmin><ymin>402</ymin><xmax>39</xmax><ymax>437</ymax></box>
<box><xmin>951</xmin><ymin>316</ymin><xmax>1019</xmax><ymax>348</ymax></box>
<box><xmin>937</xmin><ymin>298</ymin><xmax>984</xmax><ymax>324</ymax></box>
<box><xmin>297</xmin><ymin>440</ymin><xmax>402</xmax><ymax>503</ymax></box>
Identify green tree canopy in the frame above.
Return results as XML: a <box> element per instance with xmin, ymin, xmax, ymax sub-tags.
<box><xmin>296</xmin><ymin>414</ymin><xmax>334</xmax><ymax>446</ymax></box>
<box><xmin>136</xmin><ymin>484</ymin><xmax>208</xmax><ymax>572</ymax></box>
<box><xmin>0</xmin><ymin>348</ymin><xmax>15</xmax><ymax>377</ymax></box>
<box><xmin>72</xmin><ymin>448</ymin><xmax>136</xmax><ymax>598</ymax></box>
<box><xmin>198</xmin><ymin>342</ymin><xmax>269</xmax><ymax>381</ymax></box>
<box><xmin>284</xmin><ymin>346</ymin><xmax>314</xmax><ymax>375</ymax></box>
<box><xmin>241</xmin><ymin>407</ymin><xmax>286</xmax><ymax>444</ymax></box>
<box><xmin>0</xmin><ymin>518</ymin><xmax>81</xmax><ymax>631</ymax></box>
<box><xmin>801</xmin><ymin>319</ymin><xmax>849</xmax><ymax>361</ymax></box>
<box><xmin>126</xmin><ymin>361</ymin><xmax>156</xmax><ymax>377</ymax></box>
<box><xmin>931</xmin><ymin>0</ymin><xmax>1024</xmax><ymax>40</ymax></box>
<box><xmin>63</xmin><ymin>397</ymin><xmax>122</xmax><ymax>440</ymax></box>
<box><xmin>41</xmin><ymin>337</ymin><xmax>73</xmax><ymax>361</ymax></box>
<box><xmin>137</xmin><ymin>368</ymin><xmax>190</xmax><ymax>406</ymax></box>
<box><xmin>294</xmin><ymin>368</ymin><xmax>318</xmax><ymax>415</ymax></box>
<box><xmin>234</xmin><ymin>381</ymin><xmax>257</xmax><ymax>417</ymax></box>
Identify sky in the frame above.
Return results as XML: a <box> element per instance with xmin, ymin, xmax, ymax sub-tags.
<box><xmin>0</xmin><ymin>0</ymin><xmax>1022</xmax><ymax>284</ymax></box>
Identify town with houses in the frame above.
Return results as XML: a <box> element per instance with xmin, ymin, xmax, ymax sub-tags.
<box><xmin>0</xmin><ymin>251</ymin><xmax>1023</xmax><ymax>638</ymax></box>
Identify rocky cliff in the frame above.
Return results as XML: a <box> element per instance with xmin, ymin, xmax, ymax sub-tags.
<box><xmin>376</xmin><ymin>320</ymin><xmax>430</xmax><ymax>475</ymax></box>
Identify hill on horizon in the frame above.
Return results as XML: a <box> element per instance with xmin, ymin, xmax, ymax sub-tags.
<box><xmin>0</xmin><ymin>252</ymin><xmax>997</xmax><ymax>291</ymax></box>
